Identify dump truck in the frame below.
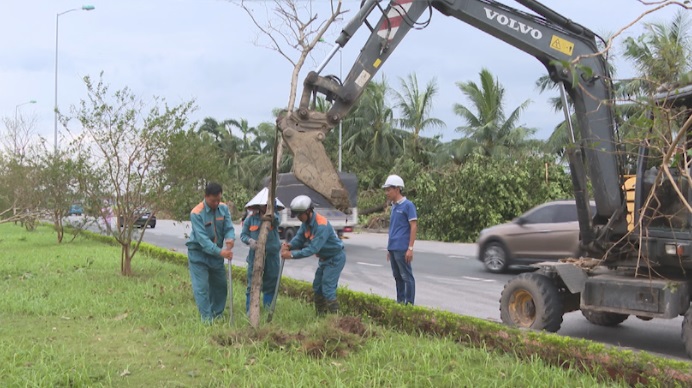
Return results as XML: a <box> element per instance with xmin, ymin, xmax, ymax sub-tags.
<box><xmin>264</xmin><ymin>172</ymin><xmax>358</xmax><ymax>241</ymax></box>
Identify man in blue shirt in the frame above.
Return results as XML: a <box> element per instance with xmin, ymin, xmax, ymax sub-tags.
<box><xmin>383</xmin><ymin>174</ymin><xmax>417</xmax><ymax>305</ymax></box>
<box><xmin>281</xmin><ymin>195</ymin><xmax>346</xmax><ymax>315</ymax></box>
<box><xmin>186</xmin><ymin>182</ymin><xmax>235</xmax><ymax>323</ymax></box>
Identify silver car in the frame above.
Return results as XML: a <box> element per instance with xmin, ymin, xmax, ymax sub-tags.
<box><xmin>477</xmin><ymin>200</ymin><xmax>595</xmax><ymax>273</ymax></box>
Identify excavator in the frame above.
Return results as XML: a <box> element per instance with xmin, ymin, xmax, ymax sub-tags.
<box><xmin>276</xmin><ymin>0</ymin><xmax>692</xmax><ymax>358</ymax></box>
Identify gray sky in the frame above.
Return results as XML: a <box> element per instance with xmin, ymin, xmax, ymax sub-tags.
<box><xmin>0</xmin><ymin>0</ymin><xmax>684</xmax><ymax>147</ymax></box>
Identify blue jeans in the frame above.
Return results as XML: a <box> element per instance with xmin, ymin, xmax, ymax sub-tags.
<box><xmin>388</xmin><ymin>250</ymin><xmax>415</xmax><ymax>305</ymax></box>
<box><xmin>188</xmin><ymin>250</ymin><xmax>227</xmax><ymax>323</ymax></box>
<box><xmin>313</xmin><ymin>251</ymin><xmax>346</xmax><ymax>301</ymax></box>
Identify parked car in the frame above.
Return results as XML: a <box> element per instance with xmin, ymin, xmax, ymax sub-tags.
<box><xmin>477</xmin><ymin>200</ymin><xmax>596</xmax><ymax>273</ymax></box>
<box><xmin>67</xmin><ymin>204</ymin><xmax>84</xmax><ymax>216</ymax></box>
<box><xmin>119</xmin><ymin>210</ymin><xmax>156</xmax><ymax>229</ymax></box>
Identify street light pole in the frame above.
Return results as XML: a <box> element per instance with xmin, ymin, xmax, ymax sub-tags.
<box><xmin>15</xmin><ymin>100</ymin><xmax>37</xmax><ymax>122</ymax></box>
<box><xmin>54</xmin><ymin>5</ymin><xmax>95</xmax><ymax>155</ymax></box>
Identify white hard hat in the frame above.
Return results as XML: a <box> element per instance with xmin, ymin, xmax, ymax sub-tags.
<box><xmin>290</xmin><ymin>195</ymin><xmax>313</xmax><ymax>217</ymax></box>
<box><xmin>382</xmin><ymin>174</ymin><xmax>405</xmax><ymax>189</ymax></box>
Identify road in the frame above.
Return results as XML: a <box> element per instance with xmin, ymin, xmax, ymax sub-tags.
<box><xmin>86</xmin><ymin>218</ymin><xmax>690</xmax><ymax>361</ymax></box>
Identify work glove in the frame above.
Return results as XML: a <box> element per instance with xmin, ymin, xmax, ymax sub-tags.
<box><xmin>261</xmin><ymin>214</ymin><xmax>273</xmax><ymax>222</ymax></box>
<box><xmin>248</xmin><ymin>238</ymin><xmax>258</xmax><ymax>249</ymax></box>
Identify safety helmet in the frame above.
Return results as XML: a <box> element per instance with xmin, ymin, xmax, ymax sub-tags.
<box><xmin>382</xmin><ymin>174</ymin><xmax>405</xmax><ymax>189</ymax></box>
<box><xmin>290</xmin><ymin>195</ymin><xmax>313</xmax><ymax>217</ymax></box>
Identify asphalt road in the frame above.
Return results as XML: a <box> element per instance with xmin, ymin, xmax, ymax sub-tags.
<box><xmin>83</xmin><ymin>217</ymin><xmax>690</xmax><ymax>361</ymax></box>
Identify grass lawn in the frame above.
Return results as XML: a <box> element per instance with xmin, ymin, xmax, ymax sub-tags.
<box><xmin>0</xmin><ymin>223</ymin><xmax>626</xmax><ymax>387</ymax></box>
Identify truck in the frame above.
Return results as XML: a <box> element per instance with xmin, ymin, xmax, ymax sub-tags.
<box><xmin>275</xmin><ymin>0</ymin><xmax>692</xmax><ymax>358</ymax></box>
<box><xmin>265</xmin><ymin>172</ymin><xmax>358</xmax><ymax>241</ymax></box>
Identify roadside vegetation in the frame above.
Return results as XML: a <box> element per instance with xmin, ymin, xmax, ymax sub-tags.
<box><xmin>2</xmin><ymin>224</ymin><xmax>690</xmax><ymax>387</ymax></box>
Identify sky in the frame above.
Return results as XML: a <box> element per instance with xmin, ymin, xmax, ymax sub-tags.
<box><xmin>0</xmin><ymin>0</ymin><xmax>685</xmax><ymax>148</ymax></box>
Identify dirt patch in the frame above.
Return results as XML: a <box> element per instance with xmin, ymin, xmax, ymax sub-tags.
<box><xmin>333</xmin><ymin>316</ymin><xmax>372</xmax><ymax>337</ymax></box>
<box><xmin>213</xmin><ymin>315</ymin><xmax>374</xmax><ymax>358</ymax></box>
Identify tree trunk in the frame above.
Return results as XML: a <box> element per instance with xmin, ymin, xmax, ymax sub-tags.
<box><xmin>121</xmin><ymin>245</ymin><xmax>133</xmax><ymax>276</ymax></box>
<box><xmin>249</xmin><ymin>126</ymin><xmax>284</xmax><ymax>328</ymax></box>
<box><xmin>53</xmin><ymin>212</ymin><xmax>64</xmax><ymax>243</ymax></box>
<box><xmin>248</xmin><ymin>222</ymin><xmax>269</xmax><ymax>327</ymax></box>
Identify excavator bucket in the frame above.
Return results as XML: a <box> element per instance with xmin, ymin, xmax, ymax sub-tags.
<box><xmin>277</xmin><ymin>110</ymin><xmax>351</xmax><ymax>212</ymax></box>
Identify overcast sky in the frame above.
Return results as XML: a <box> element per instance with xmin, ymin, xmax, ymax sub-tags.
<box><xmin>0</xmin><ymin>0</ymin><xmax>684</xmax><ymax>148</ymax></box>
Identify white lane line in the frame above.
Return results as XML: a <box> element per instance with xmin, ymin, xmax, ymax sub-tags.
<box><xmin>462</xmin><ymin>276</ymin><xmax>495</xmax><ymax>283</ymax></box>
<box><xmin>449</xmin><ymin>255</ymin><xmax>472</xmax><ymax>259</ymax></box>
<box><xmin>424</xmin><ymin>276</ymin><xmax>465</xmax><ymax>285</ymax></box>
<box><xmin>357</xmin><ymin>262</ymin><xmax>383</xmax><ymax>267</ymax></box>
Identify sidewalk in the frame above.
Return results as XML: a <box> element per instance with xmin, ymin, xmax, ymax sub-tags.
<box><xmin>347</xmin><ymin>228</ymin><xmax>478</xmax><ymax>258</ymax></box>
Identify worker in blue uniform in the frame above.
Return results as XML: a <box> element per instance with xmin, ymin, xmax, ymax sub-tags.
<box><xmin>240</xmin><ymin>188</ymin><xmax>284</xmax><ymax>313</ymax></box>
<box><xmin>281</xmin><ymin>195</ymin><xmax>345</xmax><ymax>315</ymax></box>
<box><xmin>186</xmin><ymin>182</ymin><xmax>235</xmax><ymax>323</ymax></box>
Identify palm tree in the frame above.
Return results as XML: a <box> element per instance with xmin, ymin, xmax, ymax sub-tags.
<box><xmin>197</xmin><ymin>117</ymin><xmax>226</xmax><ymax>142</ymax></box>
<box><xmin>618</xmin><ymin>11</ymin><xmax>692</xmax><ymax>162</ymax></box>
<box><xmin>227</xmin><ymin>118</ymin><xmax>258</xmax><ymax>155</ymax></box>
<box><xmin>342</xmin><ymin>76</ymin><xmax>404</xmax><ymax>164</ymax></box>
<box><xmin>622</xmin><ymin>10</ymin><xmax>692</xmax><ymax>95</ymax></box>
<box><xmin>453</xmin><ymin>68</ymin><xmax>535</xmax><ymax>161</ymax></box>
<box><xmin>392</xmin><ymin>73</ymin><xmax>445</xmax><ymax>160</ymax></box>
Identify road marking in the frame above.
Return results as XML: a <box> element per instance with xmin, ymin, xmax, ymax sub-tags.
<box><xmin>462</xmin><ymin>276</ymin><xmax>495</xmax><ymax>283</ymax></box>
<box><xmin>357</xmin><ymin>262</ymin><xmax>383</xmax><ymax>267</ymax></box>
<box><xmin>424</xmin><ymin>276</ymin><xmax>465</xmax><ymax>285</ymax></box>
<box><xmin>426</xmin><ymin>275</ymin><xmax>495</xmax><ymax>283</ymax></box>
<box><xmin>449</xmin><ymin>255</ymin><xmax>472</xmax><ymax>259</ymax></box>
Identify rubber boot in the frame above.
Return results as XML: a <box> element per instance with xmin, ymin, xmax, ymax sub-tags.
<box><xmin>314</xmin><ymin>293</ymin><xmax>327</xmax><ymax>316</ymax></box>
<box><xmin>326</xmin><ymin>299</ymin><xmax>339</xmax><ymax>314</ymax></box>
<box><xmin>263</xmin><ymin>293</ymin><xmax>274</xmax><ymax>309</ymax></box>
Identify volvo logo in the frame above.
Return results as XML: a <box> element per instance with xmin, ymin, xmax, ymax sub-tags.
<box><xmin>484</xmin><ymin>8</ymin><xmax>543</xmax><ymax>40</ymax></box>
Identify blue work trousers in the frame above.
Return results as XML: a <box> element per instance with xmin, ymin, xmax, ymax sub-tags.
<box><xmin>313</xmin><ymin>250</ymin><xmax>346</xmax><ymax>301</ymax></box>
<box><xmin>388</xmin><ymin>250</ymin><xmax>415</xmax><ymax>305</ymax></box>
<box><xmin>188</xmin><ymin>250</ymin><xmax>228</xmax><ymax>323</ymax></box>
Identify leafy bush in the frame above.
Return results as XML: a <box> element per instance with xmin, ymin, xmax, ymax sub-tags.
<box><xmin>395</xmin><ymin>155</ymin><xmax>572</xmax><ymax>242</ymax></box>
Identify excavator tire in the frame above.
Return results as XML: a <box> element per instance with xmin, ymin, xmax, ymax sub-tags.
<box><xmin>500</xmin><ymin>272</ymin><xmax>563</xmax><ymax>332</ymax></box>
<box><xmin>581</xmin><ymin>309</ymin><xmax>628</xmax><ymax>326</ymax></box>
<box><xmin>682</xmin><ymin>308</ymin><xmax>692</xmax><ymax>359</ymax></box>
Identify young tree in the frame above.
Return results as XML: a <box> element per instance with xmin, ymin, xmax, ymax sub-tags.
<box><xmin>2</xmin><ymin>114</ymin><xmax>38</xmax><ymax>159</ymax></box>
<box><xmin>64</xmin><ymin>73</ymin><xmax>198</xmax><ymax>276</ymax></box>
<box><xmin>38</xmin><ymin>147</ymin><xmax>93</xmax><ymax>240</ymax></box>
<box><xmin>236</xmin><ymin>0</ymin><xmax>346</xmax><ymax>327</ymax></box>
<box><xmin>0</xmin><ymin>152</ymin><xmax>42</xmax><ymax>228</ymax></box>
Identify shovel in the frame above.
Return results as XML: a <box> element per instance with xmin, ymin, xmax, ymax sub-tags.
<box><xmin>226</xmin><ymin>241</ymin><xmax>234</xmax><ymax>325</ymax></box>
<box><xmin>266</xmin><ymin>258</ymin><xmax>285</xmax><ymax>323</ymax></box>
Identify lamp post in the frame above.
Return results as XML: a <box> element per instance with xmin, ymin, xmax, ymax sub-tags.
<box><xmin>54</xmin><ymin>5</ymin><xmax>95</xmax><ymax>154</ymax></box>
<box><xmin>15</xmin><ymin>100</ymin><xmax>37</xmax><ymax>122</ymax></box>
<box><xmin>318</xmin><ymin>38</ymin><xmax>343</xmax><ymax>172</ymax></box>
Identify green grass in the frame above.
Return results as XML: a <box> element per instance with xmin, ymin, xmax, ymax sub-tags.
<box><xmin>0</xmin><ymin>224</ymin><xmax>625</xmax><ymax>387</ymax></box>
